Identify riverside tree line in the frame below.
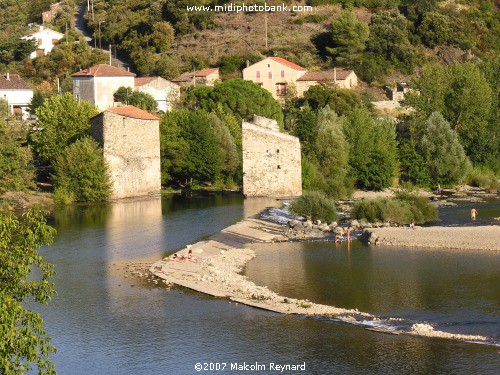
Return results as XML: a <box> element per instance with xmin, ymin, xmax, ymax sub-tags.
<box><xmin>1</xmin><ymin>58</ymin><xmax>499</xmax><ymax>205</ymax></box>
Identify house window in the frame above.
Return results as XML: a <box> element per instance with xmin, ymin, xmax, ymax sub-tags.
<box><xmin>256</xmin><ymin>71</ymin><xmax>260</xmax><ymax>79</ymax></box>
<box><xmin>52</xmin><ymin>39</ymin><xmax>58</xmax><ymax>45</ymax></box>
<box><xmin>276</xmin><ymin>83</ymin><xmax>287</xmax><ymax>96</ymax></box>
<box><xmin>38</xmin><ymin>38</ymin><xmax>43</xmax><ymax>45</ymax></box>
<box><xmin>268</xmin><ymin>71</ymin><xmax>272</xmax><ymax>79</ymax></box>
<box><xmin>267</xmin><ymin>64</ymin><xmax>270</xmax><ymax>68</ymax></box>
<box><xmin>281</xmin><ymin>70</ymin><xmax>285</xmax><ymax>78</ymax></box>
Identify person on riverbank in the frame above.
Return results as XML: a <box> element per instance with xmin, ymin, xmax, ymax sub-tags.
<box><xmin>347</xmin><ymin>227</ymin><xmax>352</xmax><ymax>242</ymax></box>
<box><xmin>171</xmin><ymin>254</ymin><xmax>186</xmax><ymax>262</ymax></box>
<box><xmin>187</xmin><ymin>249</ymin><xmax>197</xmax><ymax>262</ymax></box>
<box><xmin>471</xmin><ymin>208</ymin><xmax>478</xmax><ymax>220</ymax></box>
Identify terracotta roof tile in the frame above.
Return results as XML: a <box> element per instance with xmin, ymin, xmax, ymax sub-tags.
<box><xmin>269</xmin><ymin>57</ymin><xmax>306</xmax><ymax>71</ymax></box>
<box><xmin>297</xmin><ymin>69</ymin><xmax>354</xmax><ymax>81</ymax></box>
<box><xmin>0</xmin><ymin>74</ymin><xmax>32</xmax><ymax>90</ymax></box>
<box><xmin>195</xmin><ymin>68</ymin><xmax>219</xmax><ymax>77</ymax></box>
<box><xmin>72</xmin><ymin>64</ymin><xmax>135</xmax><ymax>77</ymax></box>
<box><xmin>106</xmin><ymin>106</ymin><xmax>158</xmax><ymax>120</ymax></box>
<box><xmin>134</xmin><ymin>77</ymin><xmax>158</xmax><ymax>87</ymax></box>
<box><xmin>172</xmin><ymin>68</ymin><xmax>219</xmax><ymax>82</ymax></box>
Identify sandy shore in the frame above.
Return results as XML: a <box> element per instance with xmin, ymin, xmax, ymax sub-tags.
<box><xmin>367</xmin><ymin>225</ymin><xmax>500</xmax><ymax>251</ymax></box>
<box><xmin>149</xmin><ymin>212</ymin><xmax>494</xmax><ymax>344</ymax></box>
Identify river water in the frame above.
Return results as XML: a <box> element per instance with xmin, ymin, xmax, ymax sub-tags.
<box><xmin>34</xmin><ymin>194</ymin><xmax>500</xmax><ymax>374</ymax></box>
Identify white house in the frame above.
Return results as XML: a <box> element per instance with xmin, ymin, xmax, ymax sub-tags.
<box><xmin>0</xmin><ymin>73</ymin><xmax>33</xmax><ymax>120</ymax></box>
<box><xmin>134</xmin><ymin>77</ymin><xmax>180</xmax><ymax>112</ymax></box>
<box><xmin>72</xmin><ymin>64</ymin><xmax>136</xmax><ymax>111</ymax></box>
<box><xmin>20</xmin><ymin>26</ymin><xmax>64</xmax><ymax>59</ymax></box>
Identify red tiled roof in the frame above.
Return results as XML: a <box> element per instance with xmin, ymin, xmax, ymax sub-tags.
<box><xmin>106</xmin><ymin>106</ymin><xmax>158</xmax><ymax>120</ymax></box>
<box><xmin>172</xmin><ymin>68</ymin><xmax>219</xmax><ymax>82</ymax></box>
<box><xmin>269</xmin><ymin>57</ymin><xmax>306</xmax><ymax>71</ymax></box>
<box><xmin>0</xmin><ymin>74</ymin><xmax>32</xmax><ymax>90</ymax></box>
<box><xmin>297</xmin><ymin>69</ymin><xmax>354</xmax><ymax>81</ymax></box>
<box><xmin>195</xmin><ymin>68</ymin><xmax>219</xmax><ymax>77</ymax></box>
<box><xmin>72</xmin><ymin>64</ymin><xmax>135</xmax><ymax>77</ymax></box>
<box><xmin>134</xmin><ymin>77</ymin><xmax>157</xmax><ymax>87</ymax></box>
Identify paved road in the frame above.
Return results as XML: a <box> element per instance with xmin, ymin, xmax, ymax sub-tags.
<box><xmin>74</xmin><ymin>1</ymin><xmax>128</xmax><ymax>69</ymax></box>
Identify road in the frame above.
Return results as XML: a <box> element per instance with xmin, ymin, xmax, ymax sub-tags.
<box><xmin>74</xmin><ymin>1</ymin><xmax>128</xmax><ymax>69</ymax></box>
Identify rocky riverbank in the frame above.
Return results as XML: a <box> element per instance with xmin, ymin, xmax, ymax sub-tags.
<box><xmin>148</xmin><ymin>208</ymin><xmax>492</xmax><ymax>344</ymax></box>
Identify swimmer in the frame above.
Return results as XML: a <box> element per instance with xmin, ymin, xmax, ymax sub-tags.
<box><xmin>471</xmin><ymin>208</ymin><xmax>478</xmax><ymax>220</ymax></box>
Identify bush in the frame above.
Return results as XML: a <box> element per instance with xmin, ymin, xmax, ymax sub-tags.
<box><xmin>352</xmin><ymin>192</ymin><xmax>437</xmax><ymax>224</ymax></box>
<box><xmin>52</xmin><ymin>138</ymin><xmax>111</xmax><ymax>203</ymax></box>
<box><xmin>290</xmin><ymin>190</ymin><xmax>338</xmax><ymax>223</ymax></box>
<box><xmin>465</xmin><ymin>166</ymin><xmax>500</xmax><ymax>191</ymax></box>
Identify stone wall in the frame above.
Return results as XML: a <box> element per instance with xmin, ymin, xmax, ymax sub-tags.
<box><xmin>242</xmin><ymin>116</ymin><xmax>302</xmax><ymax>197</ymax></box>
<box><xmin>91</xmin><ymin>110</ymin><xmax>161</xmax><ymax>199</ymax></box>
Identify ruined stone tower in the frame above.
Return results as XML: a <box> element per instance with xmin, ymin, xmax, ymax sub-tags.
<box><xmin>91</xmin><ymin>106</ymin><xmax>161</xmax><ymax>199</ymax></box>
<box><xmin>242</xmin><ymin>115</ymin><xmax>302</xmax><ymax>197</ymax></box>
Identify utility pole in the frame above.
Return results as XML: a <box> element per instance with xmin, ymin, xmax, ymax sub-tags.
<box><xmin>98</xmin><ymin>20</ymin><xmax>105</xmax><ymax>50</ymax></box>
<box><xmin>91</xmin><ymin>0</ymin><xmax>94</xmax><ymax>22</ymax></box>
<box><xmin>109</xmin><ymin>44</ymin><xmax>112</xmax><ymax>65</ymax></box>
<box><xmin>265</xmin><ymin>12</ymin><xmax>268</xmax><ymax>48</ymax></box>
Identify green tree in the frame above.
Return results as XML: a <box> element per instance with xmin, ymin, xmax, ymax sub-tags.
<box><xmin>418</xmin><ymin>12</ymin><xmax>454</xmax><ymax>47</ymax></box>
<box><xmin>313</xmin><ymin>107</ymin><xmax>352</xmax><ymax>198</ymax></box>
<box><xmin>0</xmin><ymin>120</ymin><xmax>36</xmax><ymax>194</ymax></box>
<box><xmin>159</xmin><ymin>109</ymin><xmax>221</xmax><ymax>185</ymax></box>
<box><xmin>184</xmin><ymin>79</ymin><xmax>284</xmax><ymax>127</ymax></box>
<box><xmin>367</xmin><ymin>9</ymin><xmax>417</xmax><ymax>72</ymax></box>
<box><xmin>209</xmin><ymin>113</ymin><xmax>239</xmax><ymax>180</ymax></box>
<box><xmin>0</xmin><ymin>208</ymin><xmax>57</xmax><ymax>374</ymax></box>
<box><xmin>30</xmin><ymin>93</ymin><xmax>99</xmax><ymax>165</ymax></box>
<box><xmin>293</xmin><ymin>104</ymin><xmax>317</xmax><ymax>156</ymax></box>
<box><xmin>52</xmin><ymin>137</ymin><xmax>111</xmax><ymax>203</ymax></box>
<box><xmin>114</xmin><ymin>87</ymin><xmax>157</xmax><ymax>113</ymax></box>
<box><xmin>303</xmin><ymin>85</ymin><xmax>364</xmax><ymax>116</ymax></box>
<box><xmin>151</xmin><ymin>21</ymin><xmax>175</xmax><ymax>53</ymax></box>
<box><xmin>343</xmin><ymin>107</ymin><xmax>398</xmax><ymax>190</ymax></box>
<box><xmin>420</xmin><ymin>112</ymin><xmax>471</xmax><ymax>186</ymax></box>
<box><xmin>327</xmin><ymin>10</ymin><xmax>369</xmax><ymax>65</ymax></box>
<box><xmin>404</xmin><ymin>63</ymin><xmax>493</xmax><ymax>162</ymax></box>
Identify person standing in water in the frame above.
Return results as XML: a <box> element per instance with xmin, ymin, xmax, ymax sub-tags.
<box><xmin>471</xmin><ymin>208</ymin><xmax>478</xmax><ymax>220</ymax></box>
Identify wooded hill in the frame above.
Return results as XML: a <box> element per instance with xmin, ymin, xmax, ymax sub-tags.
<box><xmin>0</xmin><ymin>0</ymin><xmax>498</xmax><ymax>87</ymax></box>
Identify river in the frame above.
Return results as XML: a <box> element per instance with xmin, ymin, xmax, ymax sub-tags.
<box><xmin>34</xmin><ymin>194</ymin><xmax>499</xmax><ymax>374</ymax></box>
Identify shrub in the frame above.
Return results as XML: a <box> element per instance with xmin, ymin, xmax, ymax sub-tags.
<box><xmin>465</xmin><ymin>166</ymin><xmax>500</xmax><ymax>191</ymax></box>
<box><xmin>290</xmin><ymin>190</ymin><xmax>338</xmax><ymax>223</ymax></box>
<box><xmin>52</xmin><ymin>137</ymin><xmax>111</xmax><ymax>203</ymax></box>
<box><xmin>352</xmin><ymin>192</ymin><xmax>437</xmax><ymax>224</ymax></box>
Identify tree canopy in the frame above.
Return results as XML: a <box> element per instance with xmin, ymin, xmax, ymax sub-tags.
<box><xmin>30</xmin><ymin>93</ymin><xmax>99</xmax><ymax>165</ymax></box>
<box><xmin>184</xmin><ymin>79</ymin><xmax>284</xmax><ymax>127</ymax></box>
<box><xmin>0</xmin><ymin>208</ymin><xmax>57</xmax><ymax>374</ymax></box>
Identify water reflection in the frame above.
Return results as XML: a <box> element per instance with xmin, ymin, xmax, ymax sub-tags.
<box><xmin>245</xmin><ymin>241</ymin><xmax>500</xmax><ymax>339</ymax></box>
<box><xmin>30</xmin><ymin>195</ymin><xmax>500</xmax><ymax>374</ymax></box>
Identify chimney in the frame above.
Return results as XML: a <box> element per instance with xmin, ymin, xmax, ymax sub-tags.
<box><xmin>334</xmin><ymin>67</ymin><xmax>337</xmax><ymax>83</ymax></box>
<box><xmin>39</xmin><ymin>25</ymin><xmax>44</xmax><ymax>32</ymax></box>
<box><xmin>246</xmin><ymin>60</ymin><xmax>250</xmax><ymax>68</ymax></box>
<box><xmin>6</xmin><ymin>72</ymin><xmax>9</xmax><ymax>80</ymax></box>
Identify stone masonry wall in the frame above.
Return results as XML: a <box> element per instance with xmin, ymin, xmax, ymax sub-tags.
<box><xmin>91</xmin><ymin>111</ymin><xmax>161</xmax><ymax>199</ymax></box>
<box><xmin>242</xmin><ymin>116</ymin><xmax>302</xmax><ymax>197</ymax></box>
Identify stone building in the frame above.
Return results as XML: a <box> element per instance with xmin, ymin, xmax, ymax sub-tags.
<box><xmin>242</xmin><ymin>57</ymin><xmax>307</xmax><ymax>100</ymax></box>
<box><xmin>134</xmin><ymin>76</ymin><xmax>180</xmax><ymax>112</ymax></box>
<box><xmin>171</xmin><ymin>68</ymin><xmax>220</xmax><ymax>87</ymax></box>
<box><xmin>242</xmin><ymin>115</ymin><xmax>302</xmax><ymax>197</ymax></box>
<box><xmin>90</xmin><ymin>106</ymin><xmax>161</xmax><ymax>199</ymax></box>
<box><xmin>296</xmin><ymin>68</ymin><xmax>358</xmax><ymax>96</ymax></box>
<box><xmin>243</xmin><ymin>57</ymin><xmax>357</xmax><ymax>100</ymax></box>
<box><xmin>72</xmin><ymin>64</ymin><xmax>135</xmax><ymax>111</ymax></box>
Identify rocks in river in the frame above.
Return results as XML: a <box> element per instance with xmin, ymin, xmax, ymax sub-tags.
<box><xmin>334</xmin><ymin>227</ymin><xmax>345</xmax><ymax>235</ymax></box>
<box><xmin>436</xmin><ymin>200</ymin><xmax>458</xmax><ymax>207</ymax></box>
<box><xmin>350</xmin><ymin>219</ymin><xmax>360</xmax><ymax>228</ymax></box>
